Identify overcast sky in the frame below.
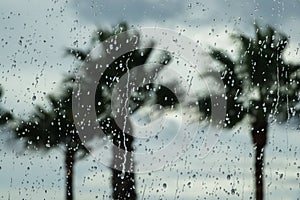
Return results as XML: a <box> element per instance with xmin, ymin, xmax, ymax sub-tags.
<box><xmin>1</xmin><ymin>0</ymin><xmax>300</xmax><ymax>114</ymax></box>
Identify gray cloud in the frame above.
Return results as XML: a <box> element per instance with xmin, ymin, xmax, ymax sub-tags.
<box><xmin>70</xmin><ymin>0</ymin><xmax>300</xmax><ymax>37</ymax></box>
<box><xmin>71</xmin><ymin>0</ymin><xmax>185</xmax><ymax>25</ymax></box>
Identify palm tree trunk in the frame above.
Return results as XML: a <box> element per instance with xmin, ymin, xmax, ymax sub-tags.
<box><xmin>112</xmin><ymin>162</ymin><xmax>136</xmax><ymax>200</ymax></box>
<box><xmin>65</xmin><ymin>149</ymin><xmax>75</xmax><ymax>200</ymax></box>
<box><xmin>111</xmin><ymin>126</ymin><xmax>136</xmax><ymax>199</ymax></box>
<box><xmin>100</xmin><ymin>117</ymin><xmax>137</xmax><ymax>199</ymax></box>
<box><xmin>251</xmin><ymin>118</ymin><xmax>268</xmax><ymax>200</ymax></box>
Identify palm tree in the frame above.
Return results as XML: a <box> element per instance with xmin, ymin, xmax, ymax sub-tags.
<box><xmin>12</xmin><ymin>79</ymin><xmax>89</xmax><ymax>200</ymax></box>
<box><xmin>198</xmin><ymin>24</ymin><xmax>300</xmax><ymax>200</ymax></box>
<box><xmin>68</xmin><ymin>22</ymin><xmax>178</xmax><ymax>199</ymax></box>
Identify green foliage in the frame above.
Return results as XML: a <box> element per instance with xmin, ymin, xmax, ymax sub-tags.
<box><xmin>67</xmin><ymin>22</ymin><xmax>178</xmax><ymax>130</ymax></box>
<box><xmin>13</xmin><ymin>81</ymin><xmax>88</xmax><ymax>157</ymax></box>
<box><xmin>199</xmin><ymin>23</ymin><xmax>300</xmax><ymax>127</ymax></box>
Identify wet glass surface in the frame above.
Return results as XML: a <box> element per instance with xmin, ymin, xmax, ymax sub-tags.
<box><xmin>0</xmin><ymin>1</ymin><xmax>300</xmax><ymax>199</ymax></box>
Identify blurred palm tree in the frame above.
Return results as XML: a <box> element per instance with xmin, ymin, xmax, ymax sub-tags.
<box><xmin>67</xmin><ymin>22</ymin><xmax>179</xmax><ymax>199</ymax></box>
<box><xmin>198</xmin><ymin>23</ymin><xmax>300</xmax><ymax>200</ymax></box>
<box><xmin>12</xmin><ymin>79</ymin><xmax>89</xmax><ymax>200</ymax></box>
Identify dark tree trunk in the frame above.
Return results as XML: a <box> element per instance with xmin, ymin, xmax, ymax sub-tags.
<box><xmin>251</xmin><ymin>118</ymin><xmax>268</xmax><ymax>200</ymax></box>
<box><xmin>111</xmin><ymin>130</ymin><xmax>136</xmax><ymax>200</ymax></box>
<box><xmin>65</xmin><ymin>149</ymin><xmax>75</xmax><ymax>200</ymax></box>
<box><xmin>100</xmin><ymin>116</ymin><xmax>137</xmax><ymax>199</ymax></box>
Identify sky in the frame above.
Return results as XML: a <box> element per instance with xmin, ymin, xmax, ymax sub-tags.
<box><xmin>0</xmin><ymin>0</ymin><xmax>300</xmax><ymax>199</ymax></box>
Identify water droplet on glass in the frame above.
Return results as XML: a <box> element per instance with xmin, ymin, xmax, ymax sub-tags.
<box><xmin>227</xmin><ymin>174</ymin><xmax>231</xmax><ymax>180</ymax></box>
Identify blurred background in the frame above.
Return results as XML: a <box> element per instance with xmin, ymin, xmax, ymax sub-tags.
<box><xmin>0</xmin><ymin>0</ymin><xmax>299</xmax><ymax>199</ymax></box>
